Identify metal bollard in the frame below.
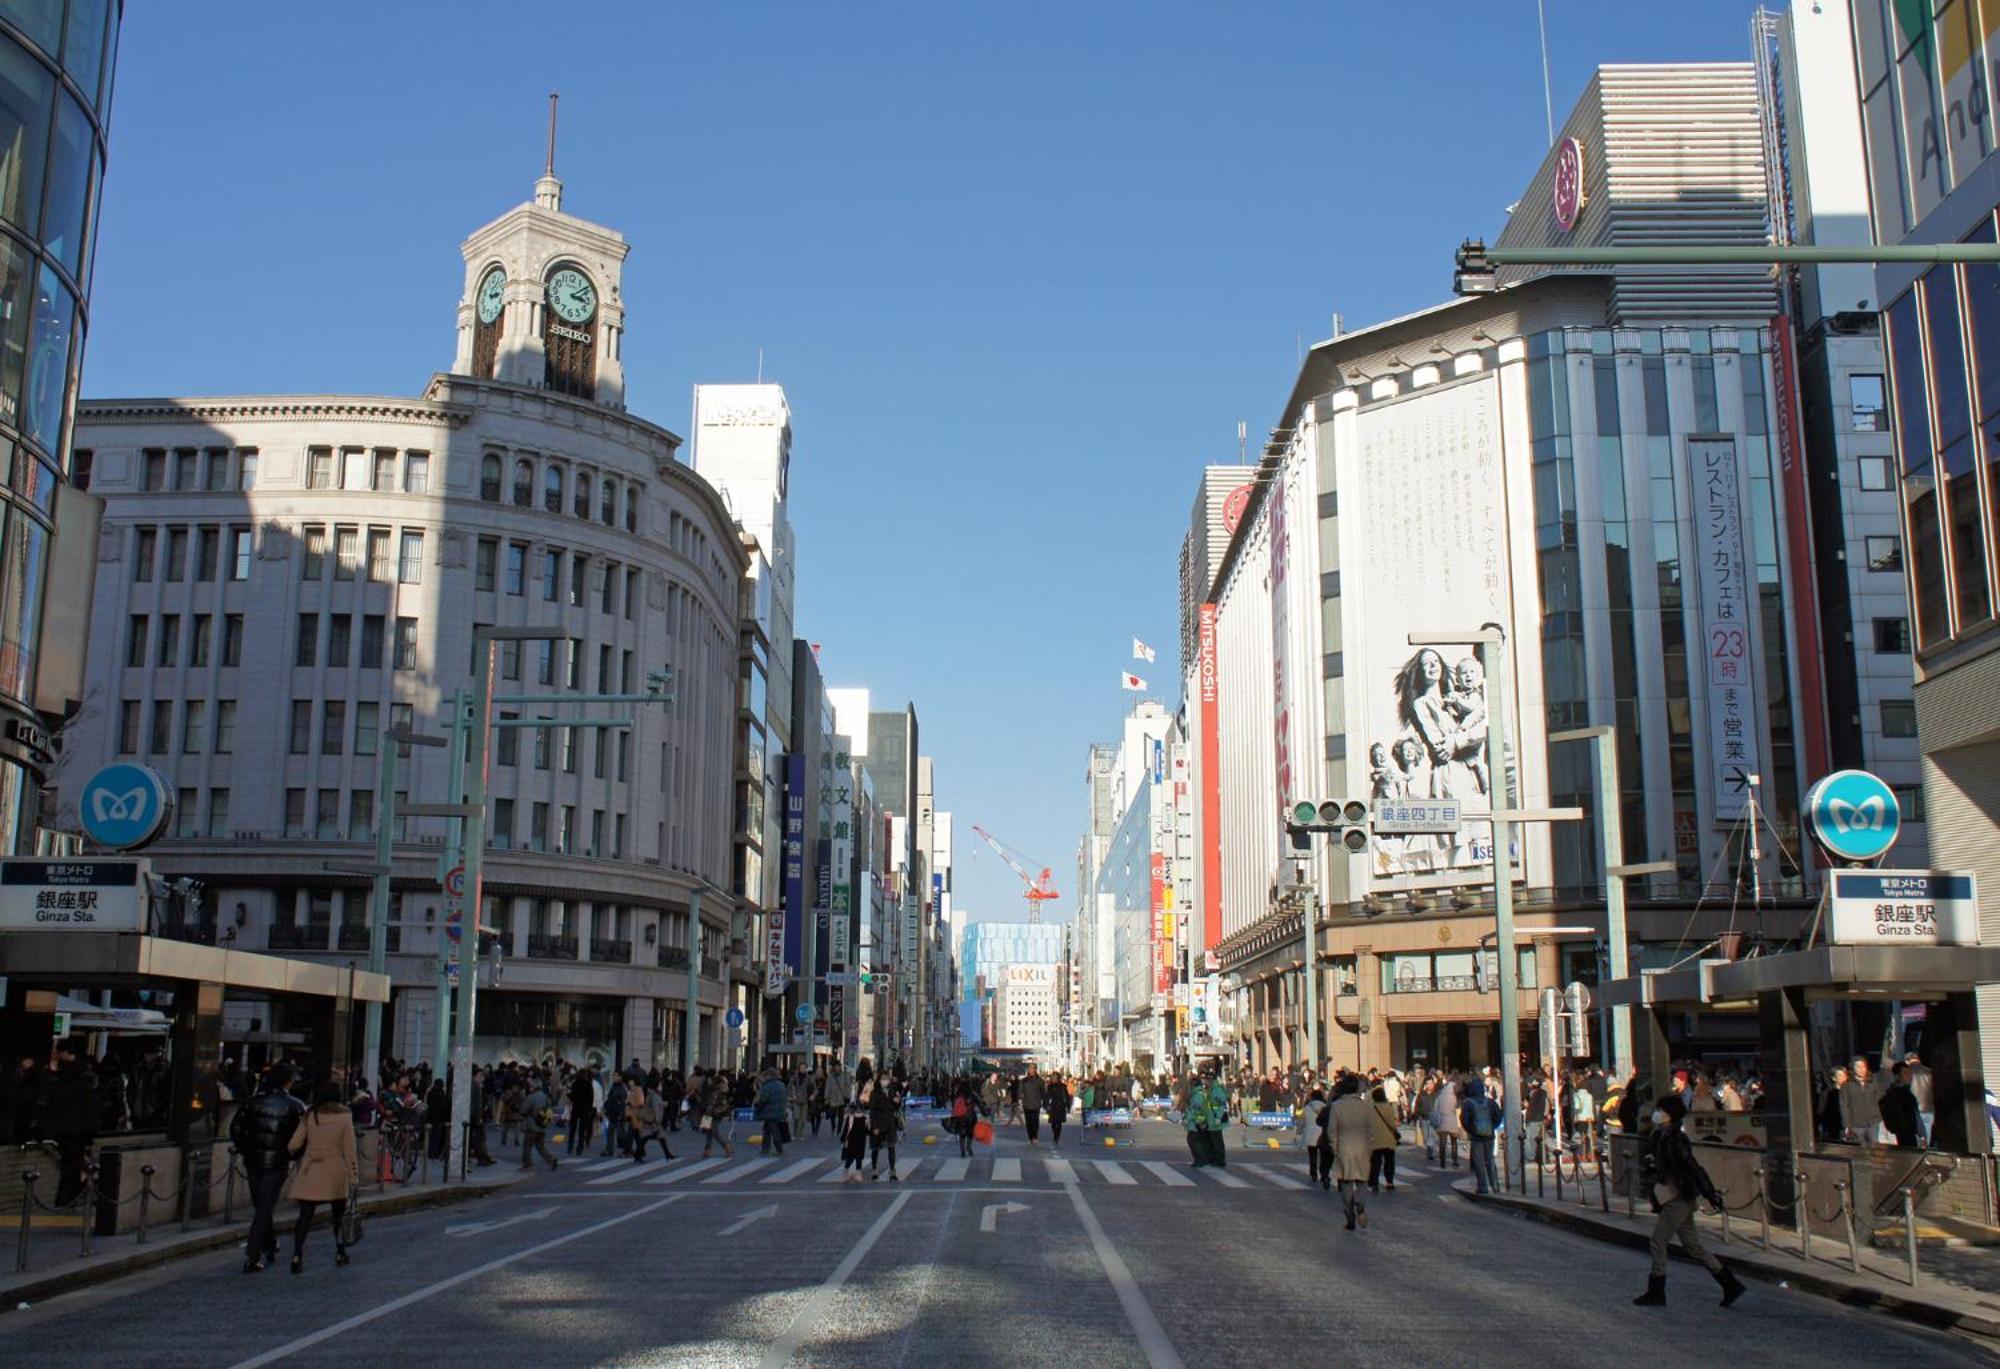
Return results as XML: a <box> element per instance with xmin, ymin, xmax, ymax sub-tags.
<box><xmin>419</xmin><ymin>1145</ymin><xmax>430</xmax><ymax>1187</ymax></box>
<box><xmin>179</xmin><ymin>1149</ymin><xmax>195</xmax><ymax>1234</ymax></box>
<box><xmin>1754</xmin><ymin>1166</ymin><xmax>1770</xmax><ymax>1251</ymax></box>
<box><xmin>1597</xmin><ymin>1149</ymin><xmax>1610</xmax><ymax>1213</ymax></box>
<box><xmin>1554</xmin><ymin>1147</ymin><xmax>1564</xmax><ymax>1202</ymax></box>
<box><xmin>137</xmin><ymin>1164</ymin><xmax>155</xmax><ymax>1244</ymax></box>
<box><xmin>1837</xmin><ymin>1181</ymin><xmax>1859</xmax><ymax>1273</ymax></box>
<box><xmin>1536</xmin><ymin>1137</ymin><xmax>1545</xmax><ymax>1199</ymax></box>
<box><xmin>16</xmin><ymin>1169</ymin><xmax>37</xmax><ymax>1273</ymax></box>
<box><xmin>461</xmin><ymin>1122</ymin><xmax>472</xmax><ymax>1184</ymax></box>
<box><xmin>1798</xmin><ymin>1171</ymin><xmax>1812</xmax><ymax>1263</ymax></box>
<box><xmin>1902</xmin><ymin>1187</ymin><xmax>1920</xmax><ymax>1286</ymax></box>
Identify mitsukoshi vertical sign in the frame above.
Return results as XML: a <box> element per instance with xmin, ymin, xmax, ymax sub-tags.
<box><xmin>1689</xmin><ymin>436</ymin><xmax>1759</xmax><ymax>823</ymax></box>
<box><xmin>1197</xmin><ymin>602</ymin><xmax>1222</xmax><ymax>955</ymax></box>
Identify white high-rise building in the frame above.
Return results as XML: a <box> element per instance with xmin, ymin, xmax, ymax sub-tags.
<box><xmin>992</xmin><ymin>964</ymin><xmax>1060</xmax><ymax>1056</ymax></box>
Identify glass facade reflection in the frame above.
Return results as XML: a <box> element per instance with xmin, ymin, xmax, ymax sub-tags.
<box><xmin>0</xmin><ymin>0</ymin><xmax>119</xmax><ymax>849</ymax></box>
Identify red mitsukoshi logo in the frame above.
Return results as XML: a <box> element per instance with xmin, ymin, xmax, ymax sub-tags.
<box><xmin>1554</xmin><ymin>137</ymin><xmax>1586</xmax><ymax>232</ymax></box>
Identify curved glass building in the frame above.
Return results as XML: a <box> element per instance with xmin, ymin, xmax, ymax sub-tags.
<box><xmin>0</xmin><ymin>0</ymin><xmax>120</xmax><ymax>848</ymax></box>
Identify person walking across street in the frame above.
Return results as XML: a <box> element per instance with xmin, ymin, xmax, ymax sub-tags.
<box><xmin>1366</xmin><ymin>1083</ymin><xmax>1401</xmax><ymax>1192</ymax></box>
<box><xmin>841</xmin><ymin>1063</ymin><xmax>876</xmax><ymax>1183</ymax></box>
<box><xmin>1325</xmin><ymin>1076</ymin><xmax>1374</xmax><ymax>1231</ymax></box>
<box><xmin>1185</xmin><ymin>1067</ymin><xmax>1228</xmax><ymax>1168</ymax></box>
<box><xmin>1459</xmin><ymin>1079</ymin><xmax>1499</xmax><ymax>1195</ymax></box>
<box><xmin>286</xmin><ymin>1081</ymin><xmax>359</xmax><ymax>1274</ymax></box>
<box><xmin>567</xmin><ymin>1067</ymin><xmax>598</xmax><ymax>1156</ymax></box>
<box><xmin>1635</xmin><ymin>1094</ymin><xmax>1746</xmax><ymax>1308</ymax></box>
<box><xmin>42</xmin><ymin>1044</ymin><xmax>100</xmax><ymax>1211</ymax></box>
<box><xmin>229</xmin><ymin>1062</ymin><xmax>303</xmax><ymax>1273</ymax></box>
<box><xmin>519</xmin><ymin>1076</ymin><xmax>559</xmax><ymax>1171</ymax></box>
<box><xmin>600</xmin><ymin>1073</ymin><xmax>628</xmax><ymax>1157</ymax></box>
<box><xmin>1019</xmin><ymin>1065</ymin><xmax>1046</xmax><ymax>1145</ymax></box>
<box><xmin>755</xmin><ymin>1068</ymin><xmax>790</xmax><ymax>1157</ymax></box>
<box><xmin>869</xmin><ymin>1068</ymin><xmax>902</xmax><ymax>1180</ymax></box>
<box><xmin>700</xmin><ymin>1070</ymin><xmax>737</xmax><ymax>1158</ymax></box>
<box><xmin>627</xmin><ymin>1076</ymin><xmax>672</xmax><ymax>1162</ymax></box>
<box><xmin>1045</xmin><ymin>1072</ymin><xmax>1072</xmax><ymax>1146</ymax></box>
<box><xmin>1432</xmin><ymin>1075</ymin><xmax>1463</xmax><ymax>1168</ymax></box>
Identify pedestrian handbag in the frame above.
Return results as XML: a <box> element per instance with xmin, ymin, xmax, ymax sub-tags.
<box><xmin>972</xmin><ymin>1119</ymin><xmax>995</xmax><ymax>1145</ymax></box>
<box><xmin>340</xmin><ymin>1188</ymin><xmax>365</xmax><ymax>1247</ymax></box>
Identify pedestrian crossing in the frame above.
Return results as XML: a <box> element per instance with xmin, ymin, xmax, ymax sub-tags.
<box><xmin>571</xmin><ymin>1152</ymin><xmax>1345</xmax><ymax>1192</ymax></box>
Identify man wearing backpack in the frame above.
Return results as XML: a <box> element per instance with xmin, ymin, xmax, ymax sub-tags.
<box><xmin>1635</xmin><ymin>1094</ymin><xmax>1745</xmax><ymax>1308</ymax></box>
<box><xmin>1459</xmin><ymin>1078</ymin><xmax>1500</xmax><ymax>1194</ymax></box>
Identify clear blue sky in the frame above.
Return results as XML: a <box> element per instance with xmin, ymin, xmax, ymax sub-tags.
<box><xmin>84</xmin><ymin>2</ymin><xmax>1771</xmax><ymax>927</ymax></box>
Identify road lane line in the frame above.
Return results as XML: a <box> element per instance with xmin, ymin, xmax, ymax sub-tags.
<box><xmin>1139</xmin><ymin>1162</ymin><xmax>1194</xmax><ymax>1187</ymax></box>
<box><xmin>759</xmin><ymin>1191</ymin><xmax>912</xmax><ymax>1369</ymax></box>
<box><xmin>586</xmin><ymin>1159</ymin><xmax>674</xmax><ymax>1186</ymax></box>
<box><xmin>936</xmin><ymin>1157</ymin><xmax>971</xmax><ymax>1181</ymax></box>
<box><xmin>646</xmin><ymin>1157</ymin><xmax>729</xmax><ymax>1185</ymax></box>
<box><xmin>992</xmin><ymin>1158</ymin><xmax>1022</xmax><ymax>1182</ymax></box>
<box><xmin>226</xmin><ymin>1195</ymin><xmax>686</xmax><ymax>1369</ymax></box>
<box><xmin>1195</xmin><ymin>1165</ymin><xmax>1248</xmax><ymax>1188</ymax></box>
<box><xmin>705</xmin><ymin>1157</ymin><xmax>776</xmax><ymax>1184</ymax></box>
<box><xmin>1044</xmin><ymin>1157</ymin><xmax>1079</xmax><ymax>1184</ymax></box>
<box><xmin>1065</xmin><ymin>1182</ymin><xmax>1186</xmax><ymax>1369</ymax></box>
<box><xmin>1093</xmin><ymin>1160</ymin><xmax>1136</xmax><ymax>1185</ymax></box>
<box><xmin>579</xmin><ymin>1157</ymin><xmax>630</xmax><ymax>1173</ymax></box>
<box><xmin>765</xmin><ymin>1156</ymin><xmax>827</xmax><ymax>1184</ymax></box>
<box><xmin>1243</xmin><ymin>1164</ymin><xmax>1308</xmax><ymax>1190</ymax></box>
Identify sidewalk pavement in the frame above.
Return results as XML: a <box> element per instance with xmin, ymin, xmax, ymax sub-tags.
<box><xmin>1460</xmin><ymin>1172</ymin><xmax>2000</xmax><ymax>1341</ymax></box>
<box><xmin>1</xmin><ymin>1164</ymin><xmax>521</xmax><ymax>1310</ymax></box>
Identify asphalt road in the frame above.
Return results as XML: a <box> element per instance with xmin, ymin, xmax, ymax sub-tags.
<box><xmin>2</xmin><ymin>1117</ymin><xmax>1989</xmax><ymax>1367</ymax></box>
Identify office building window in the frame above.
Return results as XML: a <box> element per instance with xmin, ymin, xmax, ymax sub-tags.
<box><xmin>1881</xmin><ymin>700</ymin><xmax>1919</xmax><ymax>738</ymax></box>
<box><xmin>215</xmin><ymin>700</ymin><xmax>236</xmax><ymax>754</ymax></box>
<box><xmin>182</xmin><ymin>699</ymin><xmax>205</xmax><ymax>753</ymax></box>
<box><xmin>614</xmin><ymin>813</ymin><xmax>626</xmax><ymax>858</ymax></box>
<box><xmin>505</xmin><ymin>542</ymin><xmax>526</xmax><ymax>595</ymax></box>
<box><xmin>340</xmin><ymin>447</ymin><xmax>368</xmax><ymax>491</ymax></box>
<box><xmin>372</xmin><ymin>449</ymin><xmax>395</xmax><ymax>492</ymax></box>
<box><xmin>327</xmin><ymin>614</ymin><xmax>351</xmax><ymax>667</ymax></box>
<box><xmin>230</xmin><ymin>527</ymin><xmax>253</xmax><ymax>580</ymax></box>
<box><xmin>289</xmin><ymin>700</ymin><xmax>312</xmax><ymax>754</ymax></box>
<box><xmin>142</xmin><ymin>449</ymin><xmax>165</xmax><ymax>490</ymax></box>
<box><xmin>190</xmin><ymin>614</ymin><xmax>212</xmax><ymax>667</ymax></box>
<box><xmin>401</xmin><ymin>451</ymin><xmax>428</xmax><ymax>493</ymax></box>
<box><xmin>601</xmin><ymin>478</ymin><xmax>617</xmax><ymax>525</ymax></box>
<box><xmin>393</xmin><ymin>617</ymin><xmax>418</xmax><ymax>670</ymax></box>
<box><xmin>492</xmin><ymin>797</ymin><xmax>514</xmax><ymax>849</ymax></box>
<box><xmin>513</xmin><ymin>459</ymin><xmax>534</xmax><ymax>507</ymax></box>
<box><xmin>537</xmin><ymin>640</ymin><xmax>555</xmax><ymax>686</ymax></box>
<box><xmin>391</xmin><ymin>703</ymin><xmax>413</xmax><ymax>757</ymax></box>
<box><xmin>208</xmin><ymin>789</ymin><xmax>231</xmax><ymax>838</ymax></box>
<box><xmin>624</xmin><ymin>568</ymin><xmax>638</xmax><ymax>619</ymax></box>
<box><xmin>591</xmin><ymin>809</ymin><xmax>605</xmax><ymax>856</ymax></box>
<box><xmin>308</xmin><ymin>447</ymin><xmax>334</xmax><ymax>489</ymax></box>
<box><xmin>334</xmin><ymin>526</ymin><xmax>359</xmax><ymax>580</ymax></box>
<box><xmin>497</xmin><ymin>713</ymin><xmax>518</xmax><ymax>766</ymax></box>
<box><xmin>531</xmin><ymin>802</ymin><xmax>549</xmax><ymax>851</ymax></box>
<box><xmin>398</xmin><ymin>530</ymin><xmax>424</xmax><ymax>584</ymax></box>
<box><xmin>560</xmin><ymin>726</ymin><xmax>577</xmax><ymax>773</ymax></box>
<box><xmin>574</xmin><ymin>471</ymin><xmax>592</xmax><ymax>519</ymax></box>
<box><xmin>570</xmin><ymin>552</ymin><xmax>587</xmax><ymax>607</ymax></box>
<box><xmin>601</xmin><ymin>561</ymin><xmax>617</xmax><ymax>613</ymax></box>
<box><xmin>349</xmin><ymin>789</ymin><xmax>373</xmax><ymax>841</ymax></box>
<box><xmin>480</xmin><ymin>453</ymin><xmax>502</xmax><ymax>502</ymax></box>
<box><xmin>149</xmin><ymin>701</ymin><xmax>171</xmax><ymax>754</ymax></box>
<box><xmin>163</xmin><ymin>527</ymin><xmax>186</xmax><ymax>581</ymax></box>
<box><xmin>365</xmin><ymin>528</ymin><xmax>391</xmax><ymax>581</ymax></box>
<box><xmin>475</xmin><ymin>537</ymin><xmax>497</xmax><ymax>592</ymax></box>
<box><xmin>1858</xmin><ymin>456</ymin><xmax>1893</xmax><ymax>492</ymax></box>
<box><xmin>196</xmin><ymin>526</ymin><xmax>219</xmax><ymax>580</ymax></box>
<box><xmin>1850</xmin><ymin>373</ymin><xmax>1887</xmax><ymax>431</ymax></box>
<box><xmin>322</xmin><ymin>700</ymin><xmax>345</xmax><ymax>754</ymax></box>
<box><xmin>302</xmin><ymin>525</ymin><xmax>326</xmax><ymax>579</ymax></box>
<box><xmin>1875</xmin><ymin>616</ymin><xmax>1911</xmax><ymax>653</ymax></box>
<box><xmin>501</xmin><ymin>639</ymin><xmax>521</xmax><ymax>681</ymax></box>
<box><xmin>1893</xmin><ymin>783</ymin><xmax>1926</xmax><ymax>823</ymax></box>
<box><xmin>118</xmin><ymin>700</ymin><xmax>139</xmax><ymax>753</ymax></box>
<box><xmin>1864</xmin><ymin>535</ymin><xmax>1902</xmax><ymax>573</ymax></box>
<box><xmin>616</xmin><ymin>731</ymin><xmax>629</xmax><ymax>781</ymax></box>
<box><xmin>360</xmin><ymin>614</ymin><xmax>384</xmax><ymax>669</ymax></box>
<box><xmin>625</xmin><ymin>486</ymin><xmax>639</xmax><ymax>533</ymax></box>
<box><xmin>172</xmin><ymin>450</ymin><xmax>196</xmax><ymax>490</ymax></box>
<box><xmin>533</xmin><ymin>724</ymin><xmax>550</xmax><ymax>770</ymax></box>
<box><xmin>355</xmin><ymin>701</ymin><xmax>379</xmax><ymax>755</ymax></box>
<box><xmin>132</xmin><ymin>527</ymin><xmax>155</xmax><ymax>581</ymax></box>
<box><xmin>315</xmin><ymin>788</ymin><xmax>339</xmax><ymax>839</ymax></box>
<box><xmin>222</xmin><ymin>615</ymin><xmax>244</xmax><ymax>667</ymax></box>
<box><xmin>175</xmin><ymin>788</ymin><xmax>197</xmax><ymax>838</ymax></box>
<box><xmin>284</xmin><ymin>788</ymin><xmax>307</xmax><ymax>837</ymax></box>
<box><xmin>238</xmin><ymin>451</ymin><xmax>258</xmax><ymax>491</ymax></box>
<box><xmin>558</xmin><ymin>805</ymin><xmax>575</xmax><ymax>854</ymax></box>
<box><xmin>156</xmin><ymin>613</ymin><xmax>178</xmax><ymax>667</ymax></box>
<box><xmin>542</xmin><ymin>548</ymin><xmax>560</xmax><ymax>601</ymax></box>
<box><xmin>544</xmin><ymin>463</ymin><xmax>564</xmax><ymax>513</ymax></box>
<box><xmin>204</xmin><ymin>448</ymin><xmax>230</xmax><ymax>491</ymax></box>
<box><xmin>564</xmin><ymin>638</ymin><xmax>582</xmax><ymax>689</ymax></box>
<box><xmin>295</xmin><ymin>613</ymin><xmax>317</xmax><ymax>667</ymax></box>
<box><xmin>124</xmin><ymin>614</ymin><xmax>146</xmax><ymax>667</ymax></box>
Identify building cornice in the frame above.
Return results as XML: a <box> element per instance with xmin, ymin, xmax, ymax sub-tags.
<box><xmin>77</xmin><ymin>394</ymin><xmax>471</xmax><ymax>428</ymax></box>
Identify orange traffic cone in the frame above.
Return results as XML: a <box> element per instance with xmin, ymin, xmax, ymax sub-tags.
<box><xmin>377</xmin><ymin>1139</ymin><xmax>394</xmax><ymax>1183</ymax></box>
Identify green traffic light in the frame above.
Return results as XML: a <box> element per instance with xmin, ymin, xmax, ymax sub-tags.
<box><xmin>1291</xmin><ymin>801</ymin><xmax>1318</xmax><ymax>825</ymax></box>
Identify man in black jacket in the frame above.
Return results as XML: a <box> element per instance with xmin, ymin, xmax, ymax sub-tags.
<box><xmin>228</xmin><ymin>1064</ymin><xmax>303</xmax><ymax>1273</ymax></box>
<box><xmin>568</xmin><ymin>1068</ymin><xmax>598</xmax><ymax>1156</ymax></box>
<box><xmin>41</xmin><ymin>1044</ymin><xmax>99</xmax><ymax>1208</ymax></box>
<box><xmin>1634</xmin><ymin>1094</ymin><xmax>1745</xmax><ymax>1308</ymax></box>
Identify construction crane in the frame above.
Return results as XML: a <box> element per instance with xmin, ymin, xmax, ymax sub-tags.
<box><xmin>971</xmin><ymin>824</ymin><xmax>1059</xmax><ymax>925</ymax></box>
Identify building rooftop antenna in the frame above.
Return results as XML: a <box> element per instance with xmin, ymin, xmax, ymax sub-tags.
<box><xmin>546</xmin><ymin>91</ymin><xmax>559</xmax><ymax>176</ymax></box>
<box><xmin>1237</xmin><ymin>420</ymin><xmax>1247</xmax><ymax>464</ymax></box>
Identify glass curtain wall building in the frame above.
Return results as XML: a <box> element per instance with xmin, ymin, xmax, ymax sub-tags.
<box><xmin>0</xmin><ymin>0</ymin><xmax>119</xmax><ymax>850</ymax></box>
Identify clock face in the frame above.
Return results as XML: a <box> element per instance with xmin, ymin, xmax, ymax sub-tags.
<box><xmin>476</xmin><ymin>268</ymin><xmax>505</xmax><ymax>325</ymax></box>
<box><xmin>546</xmin><ymin>268</ymin><xmax>597</xmax><ymax>325</ymax></box>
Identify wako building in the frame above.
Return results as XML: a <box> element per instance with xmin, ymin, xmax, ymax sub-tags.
<box><xmin>59</xmin><ymin>165</ymin><xmax>749</xmax><ymax>1068</ymax></box>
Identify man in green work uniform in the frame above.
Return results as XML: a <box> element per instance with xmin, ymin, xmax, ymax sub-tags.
<box><xmin>1186</xmin><ymin>1067</ymin><xmax>1228</xmax><ymax>1168</ymax></box>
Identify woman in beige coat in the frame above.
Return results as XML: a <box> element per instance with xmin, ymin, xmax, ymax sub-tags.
<box><xmin>287</xmin><ymin>1080</ymin><xmax>359</xmax><ymax>1273</ymax></box>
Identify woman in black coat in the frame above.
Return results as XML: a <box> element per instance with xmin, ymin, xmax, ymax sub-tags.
<box><xmin>1044</xmin><ymin>1073</ymin><xmax>1073</xmax><ymax>1146</ymax></box>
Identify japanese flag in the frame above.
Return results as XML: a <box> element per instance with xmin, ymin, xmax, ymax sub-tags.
<box><xmin>1121</xmin><ymin>672</ymin><xmax>1147</xmax><ymax>691</ymax></box>
<box><xmin>1132</xmin><ymin>637</ymin><xmax>1156</xmax><ymax>664</ymax></box>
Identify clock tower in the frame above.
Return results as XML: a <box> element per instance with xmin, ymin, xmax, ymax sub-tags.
<box><xmin>451</xmin><ymin>99</ymin><xmax>629</xmax><ymax>408</ymax></box>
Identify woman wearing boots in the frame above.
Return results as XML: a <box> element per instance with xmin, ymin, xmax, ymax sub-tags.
<box><xmin>286</xmin><ymin>1081</ymin><xmax>359</xmax><ymax>1273</ymax></box>
<box><xmin>1635</xmin><ymin>1094</ymin><xmax>1745</xmax><ymax>1308</ymax></box>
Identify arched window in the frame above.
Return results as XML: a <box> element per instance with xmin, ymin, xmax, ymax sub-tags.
<box><xmin>544</xmin><ymin>463</ymin><xmax>564</xmax><ymax>514</ymax></box>
<box><xmin>574</xmin><ymin>471</ymin><xmax>591</xmax><ymax>519</ymax></box>
<box><xmin>601</xmin><ymin>478</ymin><xmax>618</xmax><ymax>525</ymax></box>
<box><xmin>625</xmin><ymin>484</ymin><xmax>640</xmax><ymax>533</ymax></box>
<box><xmin>513</xmin><ymin>460</ymin><xmax>534</xmax><ymax>507</ymax></box>
<box><xmin>480</xmin><ymin>454</ymin><xmax>501</xmax><ymax>502</ymax></box>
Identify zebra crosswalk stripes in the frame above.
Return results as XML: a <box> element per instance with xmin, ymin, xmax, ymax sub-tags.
<box><xmin>1092</xmin><ymin>1160</ymin><xmax>1136</xmax><ymax>1185</ymax></box>
<box><xmin>935</xmin><ymin>1157</ymin><xmax>971</xmax><ymax>1182</ymax></box>
<box><xmin>574</xmin><ymin>1152</ymin><xmax>1396</xmax><ymax>1191</ymax></box>
<box><xmin>763</xmin><ymin>1156</ymin><xmax>825</xmax><ymax>1184</ymax></box>
<box><xmin>642</xmin><ymin>1157</ymin><xmax>729</xmax><ymax>1185</ymax></box>
<box><xmin>1195</xmin><ymin>1165</ymin><xmax>1248</xmax><ymax>1189</ymax></box>
<box><xmin>991</xmin><ymin>1158</ymin><xmax>1022</xmax><ymax>1182</ymax></box>
<box><xmin>703</xmin><ymin>1158</ymin><xmax>774</xmax><ymax>1184</ymax></box>
<box><xmin>1043</xmin><ymin>1157</ymin><xmax>1079</xmax><ymax>1185</ymax></box>
<box><xmin>1242</xmin><ymin>1164</ymin><xmax>1308</xmax><ymax>1191</ymax></box>
<box><xmin>1138</xmin><ymin>1161</ymin><xmax>1195</xmax><ymax>1187</ymax></box>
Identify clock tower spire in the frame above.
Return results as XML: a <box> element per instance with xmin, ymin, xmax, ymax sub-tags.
<box><xmin>450</xmin><ymin>98</ymin><xmax>628</xmax><ymax>408</ymax></box>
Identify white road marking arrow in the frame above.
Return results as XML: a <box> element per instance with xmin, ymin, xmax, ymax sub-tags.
<box><xmin>979</xmin><ymin>1201</ymin><xmax>1029</xmax><ymax>1233</ymax></box>
<box><xmin>720</xmin><ymin>1203</ymin><xmax>779</xmax><ymax>1236</ymax></box>
<box><xmin>445</xmin><ymin>1206</ymin><xmax>556</xmax><ymax>1237</ymax></box>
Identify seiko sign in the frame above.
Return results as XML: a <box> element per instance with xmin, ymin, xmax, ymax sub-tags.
<box><xmin>548</xmin><ymin>322</ymin><xmax>593</xmax><ymax>345</ymax></box>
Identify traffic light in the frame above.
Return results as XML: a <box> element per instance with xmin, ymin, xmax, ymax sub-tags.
<box><xmin>1454</xmin><ymin>237</ymin><xmax>1497</xmax><ymax>295</ymax></box>
<box><xmin>1285</xmin><ymin>799</ymin><xmax>1370</xmax><ymax>853</ymax></box>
